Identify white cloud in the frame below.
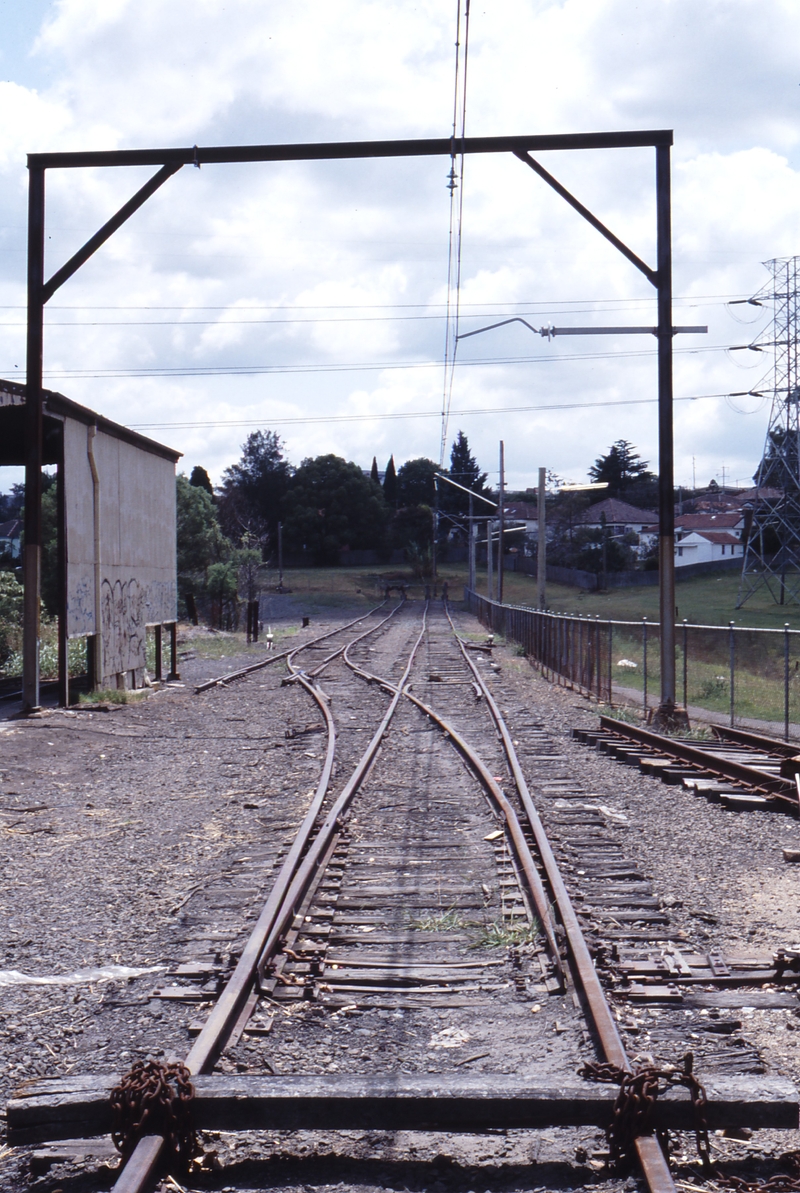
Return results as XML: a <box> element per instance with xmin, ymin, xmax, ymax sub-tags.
<box><xmin>0</xmin><ymin>0</ymin><xmax>796</xmax><ymax>499</ymax></box>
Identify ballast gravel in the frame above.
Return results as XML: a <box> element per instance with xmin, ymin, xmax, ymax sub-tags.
<box><xmin>1</xmin><ymin>603</ymin><xmax>798</xmax><ymax>1192</ymax></box>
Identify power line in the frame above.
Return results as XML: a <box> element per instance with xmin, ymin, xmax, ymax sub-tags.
<box><xmin>18</xmin><ymin>340</ymin><xmax>727</xmax><ymax>380</ymax></box>
<box><xmin>125</xmin><ymin>391</ymin><xmax>733</xmax><ymax>432</ymax></box>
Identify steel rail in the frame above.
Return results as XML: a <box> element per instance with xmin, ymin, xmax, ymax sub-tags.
<box><xmin>111</xmin><ymin>602</ymin><xmax>427</xmax><ymax>1193</ymax></box>
<box><xmin>711</xmin><ymin>723</ymin><xmax>800</xmax><ymax>760</ymax></box>
<box><xmin>284</xmin><ymin>597</ymin><xmax>405</xmax><ymax>681</ymax></box>
<box><xmin>598</xmin><ymin>714</ymin><xmax>797</xmax><ymax>804</ymax></box>
<box><xmin>442</xmin><ymin>610</ymin><xmax>676</xmax><ymax>1193</ymax></box>
<box><xmin>252</xmin><ymin>606</ymin><xmax>429</xmax><ymax>984</ymax></box>
<box><xmin>194</xmin><ymin>598</ymin><xmax>389</xmax><ymax>693</ymax></box>
<box><xmin>341</xmin><ymin>631</ymin><xmax>565</xmax><ymax>983</ymax></box>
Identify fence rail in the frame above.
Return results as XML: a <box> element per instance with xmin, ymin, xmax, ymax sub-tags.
<box><xmin>464</xmin><ymin>588</ymin><xmax>800</xmax><ymax>740</ymax></box>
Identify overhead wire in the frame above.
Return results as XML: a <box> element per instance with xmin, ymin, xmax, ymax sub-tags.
<box><xmin>440</xmin><ymin>0</ymin><xmax>470</xmax><ymax>467</ymax></box>
<box><xmin>126</xmin><ymin>390</ymin><xmax>736</xmax><ymax>432</ymax></box>
<box><xmin>19</xmin><ymin>339</ymin><xmax>728</xmax><ymax>380</ymax></box>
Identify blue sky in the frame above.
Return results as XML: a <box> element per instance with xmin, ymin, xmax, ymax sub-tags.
<box><xmin>0</xmin><ymin>0</ymin><xmax>798</xmax><ymax>494</ymax></box>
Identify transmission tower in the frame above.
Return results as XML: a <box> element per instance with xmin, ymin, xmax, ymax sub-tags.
<box><xmin>737</xmin><ymin>256</ymin><xmax>800</xmax><ymax>607</ymax></box>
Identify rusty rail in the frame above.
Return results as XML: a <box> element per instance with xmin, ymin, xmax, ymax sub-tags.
<box><xmin>111</xmin><ymin>600</ymin><xmax>423</xmax><ymax>1192</ymax></box>
<box><xmin>598</xmin><ymin>714</ymin><xmax>797</xmax><ymax>806</ymax></box>
<box><xmin>194</xmin><ymin>598</ymin><xmax>390</xmax><ymax>692</ymax></box>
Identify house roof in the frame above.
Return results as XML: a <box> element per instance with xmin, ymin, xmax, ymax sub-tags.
<box><xmin>737</xmin><ymin>486</ymin><xmax>784</xmax><ymax>503</ymax></box>
<box><xmin>578</xmin><ymin>497</ymin><xmax>657</xmax><ymax>525</ymax></box>
<box><xmin>681</xmin><ymin>530</ymin><xmax>740</xmax><ymax>545</ymax></box>
<box><xmin>675</xmin><ymin>512</ymin><xmax>743</xmax><ymax>531</ymax></box>
<box><xmin>504</xmin><ymin>502</ymin><xmax>537</xmax><ymax>519</ymax></box>
<box><xmin>0</xmin><ymin>518</ymin><xmax>21</xmax><ymax>539</ymax></box>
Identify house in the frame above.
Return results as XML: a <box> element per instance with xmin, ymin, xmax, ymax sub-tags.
<box><xmin>674</xmin><ymin>530</ymin><xmax>743</xmax><ymax>566</ymax></box>
<box><xmin>577</xmin><ymin>498</ymin><xmax>658</xmax><ymax>557</ymax></box>
<box><xmin>674</xmin><ymin>511</ymin><xmax>745</xmax><ymax>541</ymax></box>
<box><xmin>578</xmin><ymin>498</ymin><xmax>658</xmax><ymax>535</ymax></box>
<box><xmin>0</xmin><ymin>517</ymin><xmax>21</xmax><ymax>560</ymax></box>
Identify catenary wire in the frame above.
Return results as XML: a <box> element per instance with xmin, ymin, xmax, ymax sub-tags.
<box><xmin>126</xmin><ymin>391</ymin><xmax>737</xmax><ymax>431</ymax></box>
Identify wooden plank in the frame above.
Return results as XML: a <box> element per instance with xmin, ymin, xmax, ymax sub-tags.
<box><xmin>8</xmin><ymin>1071</ymin><xmax>798</xmax><ymax>1145</ymax></box>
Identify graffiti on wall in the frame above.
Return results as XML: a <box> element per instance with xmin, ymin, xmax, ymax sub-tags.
<box><xmin>100</xmin><ymin>577</ymin><xmax>147</xmax><ymax>679</ymax></box>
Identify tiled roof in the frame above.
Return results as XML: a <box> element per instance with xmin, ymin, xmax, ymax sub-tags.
<box><xmin>578</xmin><ymin>498</ymin><xmax>657</xmax><ymax>524</ymax></box>
<box><xmin>675</xmin><ymin>512</ymin><xmax>742</xmax><ymax>530</ymax></box>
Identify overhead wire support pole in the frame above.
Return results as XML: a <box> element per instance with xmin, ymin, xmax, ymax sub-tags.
<box><xmin>22</xmin><ymin>165</ymin><xmax>45</xmax><ymax>712</ymax></box>
<box><xmin>655</xmin><ymin>142</ymin><xmax>680</xmax><ymax>726</ymax></box>
<box><xmin>21</xmin><ymin>160</ymin><xmax>184</xmax><ymax>712</ymax></box>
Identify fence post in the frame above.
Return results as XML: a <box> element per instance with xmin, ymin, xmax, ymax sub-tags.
<box><xmin>642</xmin><ymin>618</ymin><xmax>648</xmax><ymax>716</ymax></box>
<box><xmin>729</xmin><ymin>620</ymin><xmax>735</xmax><ymax>728</ymax></box>
<box><xmin>607</xmin><ymin>619</ymin><xmax>613</xmax><ymax>706</ymax></box>
<box><xmin>785</xmin><ymin>623</ymin><xmax>791</xmax><ymax>741</ymax></box>
<box><xmin>596</xmin><ymin>616</ymin><xmax>602</xmax><ymax>701</ymax></box>
<box><xmin>682</xmin><ymin>619</ymin><xmax>688</xmax><ymax>711</ymax></box>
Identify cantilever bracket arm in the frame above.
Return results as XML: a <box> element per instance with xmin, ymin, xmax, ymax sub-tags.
<box><xmin>513</xmin><ymin>149</ymin><xmax>657</xmax><ymax>287</ymax></box>
<box><xmin>41</xmin><ymin>162</ymin><xmax>183</xmax><ymax>304</ymax></box>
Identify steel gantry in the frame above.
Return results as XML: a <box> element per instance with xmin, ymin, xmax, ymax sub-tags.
<box><xmin>23</xmin><ymin>129</ymin><xmax>681</xmax><ymax>720</ymax></box>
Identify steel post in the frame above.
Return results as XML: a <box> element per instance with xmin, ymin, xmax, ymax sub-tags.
<box><xmin>498</xmin><ymin>441</ymin><xmax>505</xmax><ymax>604</ymax></box>
<box><xmin>655</xmin><ymin>143</ymin><xmax>676</xmax><ymax>719</ymax></box>
<box><xmin>468</xmin><ymin>493</ymin><xmax>475</xmax><ymax>591</ymax></box>
<box><xmin>643</xmin><ymin>618</ymin><xmax>648</xmax><ymax>715</ymax></box>
<box><xmin>22</xmin><ymin>166</ymin><xmax>45</xmax><ymax>712</ymax></box>
<box><xmin>537</xmin><ymin>466</ymin><xmax>546</xmax><ymax>609</ymax></box>
<box><xmin>607</xmin><ymin>619</ymin><xmax>613</xmax><ymax>705</ymax></box>
<box><xmin>734</xmin><ymin>620</ymin><xmax>739</xmax><ymax>730</ymax></box>
<box><xmin>785</xmin><ymin>623</ymin><xmax>791</xmax><ymax>742</ymax></box>
<box><xmin>56</xmin><ymin>452</ymin><xmax>68</xmax><ymax>707</ymax></box>
<box><xmin>682</xmin><ymin>619</ymin><xmax>688</xmax><ymax>710</ymax></box>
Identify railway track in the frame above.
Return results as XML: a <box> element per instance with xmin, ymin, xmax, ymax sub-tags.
<box><xmin>574</xmin><ymin>717</ymin><xmax>800</xmax><ymax>813</ymax></box>
<box><xmin>8</xmin><ymin>601</ymin><xmax>799</xmax><ymax>1193</ymax></box>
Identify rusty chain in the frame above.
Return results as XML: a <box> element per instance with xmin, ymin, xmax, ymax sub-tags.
<box><xmin>110</xmin><ymin>1060</ymin><xmax>200</xmax><ymax>1171</ymax></box>
<box><xmin>714</xmin><ymin>1151</ymin><xmax>800</xmax><ymax>1193</ymax></box>
<box><xmin>581</xmin><ymin>1052</ymin><xmax>711</xmax><ymax>1174</ymax></box>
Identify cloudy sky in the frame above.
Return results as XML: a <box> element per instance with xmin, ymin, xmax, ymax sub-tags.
<box><xmin>0</xmin><ymin>0</ymin><xmax>798</xmax><ymax>494</ymax></box>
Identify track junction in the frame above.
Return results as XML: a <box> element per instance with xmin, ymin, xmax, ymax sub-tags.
<box><xmin>5</xmin><ymin>598</ymin><xmax>800</xmax><ymax>1193</ymax></box>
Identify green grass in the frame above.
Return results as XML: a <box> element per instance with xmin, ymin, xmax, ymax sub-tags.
<box><xmin>473</xmin><ymin>567</ymin><xmax>800</xmax><ymax>631</ymax></box>
<box><xmin>410</xmin><ymin>908</ymin><xmax>466</xmax><ymax>932</ymax></box>
<box><xmin>470</xmin><ymin>919</ymin><xmax>540</xmax><ymax>948</ymax></box>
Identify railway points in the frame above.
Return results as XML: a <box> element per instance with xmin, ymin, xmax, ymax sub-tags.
<box><xmin>3</xmin><ymin>599</ymin><xmax>800</xmax><ymax>1193</ymax></box>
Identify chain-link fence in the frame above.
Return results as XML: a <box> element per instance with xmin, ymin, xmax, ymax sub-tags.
<box><xmin>465</xmin><ymin>588</ymin><xmax>800</xmax><ymax>739</ymax></box>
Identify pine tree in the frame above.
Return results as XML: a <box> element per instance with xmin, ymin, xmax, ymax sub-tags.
<box><xmin>383</xmin><ymin>456</ymin><xmax>398</xmax><ymax>507</ymax></box>
<box><xmin>189</xmin><ymin>465</ymin><xmax>214</xmax><ymax>496</ymax></box>
<box><xmin>449</xmin><ymin>431</ymin><xmax>487</xmax><ymax>497</ymax></box>
<box><xmin>370</xmin><ymin>456</ymin><xmax>380</xmax><ymax>485</ymax></box>
<box><xmin>444</xmin><ymin>431</ymin><xmax>488</xmax><ymax>518</ymax></box>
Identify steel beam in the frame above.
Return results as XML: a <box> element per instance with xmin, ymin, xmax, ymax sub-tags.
<box><xmin>28</xmin><ymin>129</ymin><xmax>673</xmax><ymax>171</ymax></box>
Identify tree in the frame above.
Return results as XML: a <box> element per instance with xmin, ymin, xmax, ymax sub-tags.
<box><xmin>397</xmin><ymin>457</ymin><xmax>439</xmax><ymax>507</ymax></box>
<box><xmin>218</xmin><ymin>430</ymin><xmax>292</xmax><ymax>547</ymax></box>
<box><xmin>176</xmin><ymin>474</ymin><xmax>228</xmax><ymax>618</ymax></box>
<box><xmin>589</xmin><ymin>440</ymin><xmax>655</xmax><ymax>502</ymax></box>
<box><xmin>370</xmin><ymin>456</ymin><xmax>380</xmax><ymax>485</ymax></box>
<box><xmin>0</xmin><ymin>482</ymin><xmax>24</xmax><ymax>523</ymax></box>
<box><xmin>282</xmin><ymin>454</ymin><xmax>389</xmax><ymax>564</ymax></box>
<box><xmin>383</xmin><ymin>456</ymin><xmax>397</xmax><ymax>507</ymax></box>
<box><xmin>189</xmin><ymin>465</ymin><xmax>214</xmax><ymax>496</ymax></box>
<box><xmin>391</xmin><ymin>504</ymin><xmax>434</xmax><ymax>578</ymax></box>
<box><xmin>446</xmin><ymin>431</ymin><xmax>488</xmax><ymax>512</ymax></box>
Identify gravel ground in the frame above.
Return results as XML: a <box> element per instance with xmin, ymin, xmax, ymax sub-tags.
<box><xmin>2</xmin><ymin>602</ymin><xmax>799</xmax><ymax>1193</ymax></box>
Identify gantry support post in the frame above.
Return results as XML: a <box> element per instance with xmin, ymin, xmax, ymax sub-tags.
<box><xmin>653</xmin><ymin>143</ymin><xmax>685</xmax><ymax>729</ymax></box>
<box><xmin>22</xmin><ymin>167</ymin><xmax>45</xmax><ymax>712</ymax></box>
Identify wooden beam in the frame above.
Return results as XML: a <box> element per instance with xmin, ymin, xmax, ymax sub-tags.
<box><xmin>9</xmin><ymin>1072</ymin><xmax>798</xmax><ymax>1146</ymax></box>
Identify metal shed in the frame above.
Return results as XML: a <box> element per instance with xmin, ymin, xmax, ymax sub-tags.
<box><xmin>0</xmin><ymin>380</ymin><xmax>181</xmax><ymax>703</ymax></box>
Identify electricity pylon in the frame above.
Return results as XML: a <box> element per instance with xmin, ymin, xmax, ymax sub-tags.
<box><xmin>737</xmin><ymin>256</ymin><xmax>800</xmax><ymax>607</ymax></box>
